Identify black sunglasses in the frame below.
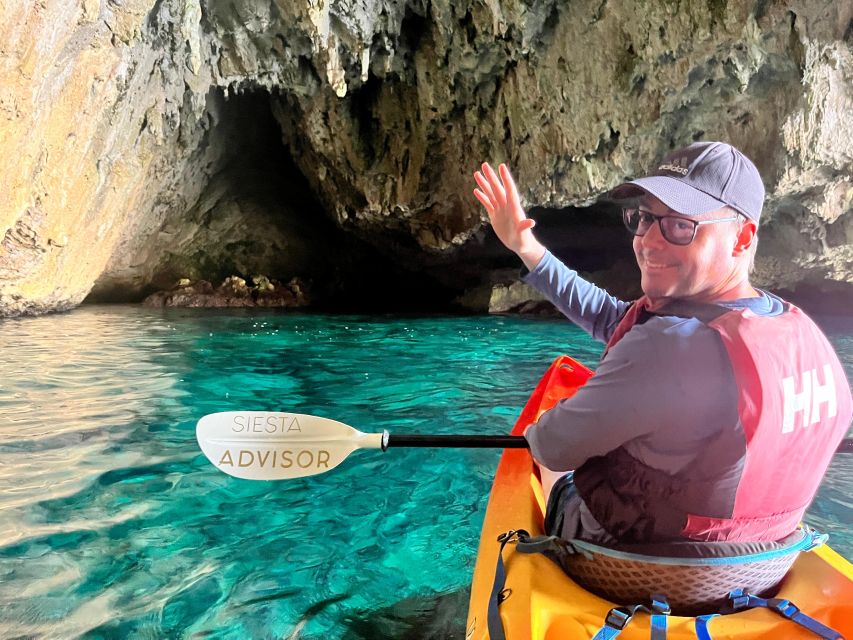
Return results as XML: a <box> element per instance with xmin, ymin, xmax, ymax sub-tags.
<box><xmin>622</xmin><ymin>207</ymin><xmax>740</xmax><ymax>246</ymax></box>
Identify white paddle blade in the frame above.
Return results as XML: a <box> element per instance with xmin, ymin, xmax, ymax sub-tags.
<box><xmin>196</xmin><ymin>411</ymin><xmax>384</xmax><ymax>480</ymax></box>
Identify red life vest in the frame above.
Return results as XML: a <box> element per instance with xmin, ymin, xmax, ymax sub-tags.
<box><xmin>573</xmin><ymin>298</ymin><xmax>852</xmax><ymax>543</ymax></box>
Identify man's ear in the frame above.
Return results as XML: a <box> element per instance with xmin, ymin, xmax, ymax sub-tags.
<box><xmin>733</xmin><ymin>219</ymin><xmax>757</xmax><ymax>256</ymax></box>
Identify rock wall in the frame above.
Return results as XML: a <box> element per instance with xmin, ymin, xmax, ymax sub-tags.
<box><xmin>1</xmin><ymin>0</ymin><xmax>851</xmax><ymax>316</ymax></box>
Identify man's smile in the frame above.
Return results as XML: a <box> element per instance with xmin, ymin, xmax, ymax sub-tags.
<box><xmin>640</xmin><ymin>257</ymin><xmax>678</xmax><ymax>270</ymax></box>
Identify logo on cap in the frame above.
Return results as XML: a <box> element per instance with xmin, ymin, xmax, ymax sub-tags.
<box><xmin>658</xmin><ymin>157</ymin><xmax>690</xmax><ymax>176</ymax></box>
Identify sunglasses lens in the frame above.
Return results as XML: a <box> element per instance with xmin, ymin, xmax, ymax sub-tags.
<box><xmin>623</xmin><ymin>209</ymin><xmax>642</xmax><ymax>234</ymax></box>
<box><xmin>623</xmin><ymin>208</ymin><xmax>698</xmax><ymax>245</ymax></box>
<box><xmin>659</xmin><ymin>218</ymin><xmax>696</xmax><ymax>245</ymax></box>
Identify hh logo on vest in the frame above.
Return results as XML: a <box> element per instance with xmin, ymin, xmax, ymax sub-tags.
<box><xmin>781</xmin><ymin>364</ymin><xmax>837</xmax><ymax>434</ymax></box>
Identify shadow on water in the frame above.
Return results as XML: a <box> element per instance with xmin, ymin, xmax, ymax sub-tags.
<box><xmin>338</xmin><ymin>588</ymin><xmax>469</xmax><ymax>640</ymax></box>
<box><xmin>231</xmin><ymin>588</ymin><xmax>304</xmax><ymax>609</ymax></box>
<box><xmin>189</xmin><ymin>589</ymin><xmax>469</xmax><ymax>640</ymax></box>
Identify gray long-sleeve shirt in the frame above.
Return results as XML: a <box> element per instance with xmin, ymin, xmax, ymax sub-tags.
<box><xmin>522</xmin><ymin>250</ymin><xmax>784</xmax><ymax>475</ymax></box>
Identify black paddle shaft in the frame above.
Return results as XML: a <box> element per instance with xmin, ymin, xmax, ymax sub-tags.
<box><xmin>382</xmin><ymin>433</ymin><xmax>529</xmax><ymax>450</ymax></box>
<box><xmin>382</xmin><ymin>432</ymin><xmax>852</xmax><ymax>454</ymax></box>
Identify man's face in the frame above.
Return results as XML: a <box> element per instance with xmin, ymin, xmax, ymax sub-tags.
<box><xmin>632</xmin><ymin>196</ymin><xmax>744</xmax><ymax>305</ymax></box>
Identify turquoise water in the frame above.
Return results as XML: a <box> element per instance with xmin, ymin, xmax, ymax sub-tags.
<box><xmin>0</xmin><ymin>305</ymin><xmax>850</xmax><ymax>639</ymax></box>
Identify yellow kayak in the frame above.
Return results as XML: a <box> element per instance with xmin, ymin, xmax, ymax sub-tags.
<box><xmin>466</xmin><ymin>356</ymin><xmax>853</xmax><ymax>640</ymax></box>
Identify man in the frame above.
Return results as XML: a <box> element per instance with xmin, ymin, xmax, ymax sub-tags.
<box><xmin>473</xmin><ymin>142</ymin><xmax>852</xmax><ymax>545</ymax></box>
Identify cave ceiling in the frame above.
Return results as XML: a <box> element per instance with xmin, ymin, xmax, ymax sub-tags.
<box><xmin>1</xmin><ymin>0</ymin><xmax>852</xmax><ymax>315</ymax></box>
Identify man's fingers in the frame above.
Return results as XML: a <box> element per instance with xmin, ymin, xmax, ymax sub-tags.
<box><xmin>482</xmin><ymin>163</ymin><xmax>507</xmax><ymax>204</ymax></box>
<box><xmin>519</xmin><ymin>218</ymin><xmax>535</xmax><ymax>231</ymax></box>
<box><xmin>473</xmin><ymin>189</ymin><xmax>495</xmax><ymax>215</ymax></box>
<box><xmin>473</xmin><ymin>171</ymin><xmax>497</xmax><ymax>203</ymax></box>
<box><xmin>498</xmin><ymin>163</ymin><xmax>516</xmax><ymax>188</ymax></box>
<box><xmin>499</xmin><ymin>164</ymin><xmax>526</xmax><ymax>216</ymax></box>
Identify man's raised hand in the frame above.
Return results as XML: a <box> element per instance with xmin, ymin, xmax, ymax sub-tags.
<box><xmin>473</xmin><ymin>163</ymin><xmax>545</xmax><ymax>270</ymax></box>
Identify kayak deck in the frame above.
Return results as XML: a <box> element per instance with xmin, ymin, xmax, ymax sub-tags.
<box><xmin>466</xmin><ymin>356</ymin><xmax>853</xmax><ymax>640</ymax></box>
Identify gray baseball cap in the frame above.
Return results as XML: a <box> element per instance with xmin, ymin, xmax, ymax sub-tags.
<box><xmin>610</xmin><ymin>141</ymin><xmax>765</xmax><ymax>222</ymax></box>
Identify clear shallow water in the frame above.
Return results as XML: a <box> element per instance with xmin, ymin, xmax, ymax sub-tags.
<box><xmin>0</xmin><ymin>305</ymin><xmax>850</xmax><ymax>639</ymax></box>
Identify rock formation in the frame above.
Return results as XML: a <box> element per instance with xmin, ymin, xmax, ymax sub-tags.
<box><xmin>142</xmin><ymin>274</ymin><xmax>310</xmax><ymax>308</ymax></box>
<box><xmin>1</xmin><ymin>0</ymin><xmax>851</xmax><ymax>316</ymax></box>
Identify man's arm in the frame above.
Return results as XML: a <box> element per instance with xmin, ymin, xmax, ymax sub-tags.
<box><xmin>525</xmin><ymin>317</ymin><xmax>739</xmax><ymax>472</ymax></box>
<box><xmin>523</xmin><ymin>251</ymin><xmax>630</xmax><ymax>343</ymax></box>
<box><xmin>473</xmin><ymin>163</ymin><xmax>629</xmax><ymax>342</ymax></box>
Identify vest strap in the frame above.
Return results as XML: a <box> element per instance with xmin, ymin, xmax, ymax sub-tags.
<box><xmin>723</xmin><ymin>589</ymin><xmax>842</xmax><ymax>640</ymax></box>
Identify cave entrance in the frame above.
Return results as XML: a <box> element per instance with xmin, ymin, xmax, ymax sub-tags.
<box><xmin>87</xmin><ymin>87</ymin><xmax>459</xmax><ymax>313</ymax></box>
<box><xmin>454</xmin><ymin>199</ymin><xmax>640</xmax><ymax>306</ymax></box>
<box><xmin>527</xmin><ymin>202</ymin><xmax>640</xmax><ymax>300</ymax></box>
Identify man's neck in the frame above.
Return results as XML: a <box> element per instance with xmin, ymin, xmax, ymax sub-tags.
<box><xmin>646</xmin><ymin>283</ymin><xmax>761</xmax><ymax>311</ymax></box>
<box><xmin>701</xmin><ymin>282</ymin><xmax>761</xmax><ymax>303</ymax></box>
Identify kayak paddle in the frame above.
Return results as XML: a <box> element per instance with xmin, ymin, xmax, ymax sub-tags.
<box><xmin>196</xmin><ymin>411</ymin><xmax>527</xmax><ymax>480</ymax></box>
<box><xmin>196</xmin><ymin>411</ymin><xmax>853</xmax><ymax>481</ymax></box>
